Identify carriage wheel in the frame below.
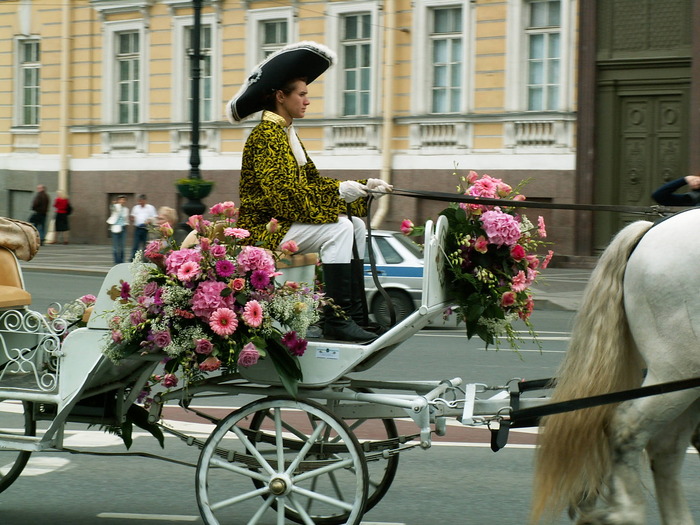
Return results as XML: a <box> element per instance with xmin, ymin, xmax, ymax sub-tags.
<box><xmin>196</xmin><ymin>397</ymin><xmax>368</xmax><ymax>525</ymax></box>
<box><xmin>249</xmin><ymin>397</ymin><xmax>399</xmax><ymax>521</ymax></box>
<box><xmin>0</xmin><ymin>400</ymin><xmax>35</xmax><ymax>493</ymax></box>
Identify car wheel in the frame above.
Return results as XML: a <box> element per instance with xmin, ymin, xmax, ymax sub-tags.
<box><xmin>371</xmin><ymin>289</ymin><xmax>415</xmax><ymax>328</ymax></box>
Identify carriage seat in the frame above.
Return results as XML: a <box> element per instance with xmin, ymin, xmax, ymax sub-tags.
<box><xmin>0</xmin><ymin>246</ymin><xmax>32</xmax><ymax>308</ymax></box>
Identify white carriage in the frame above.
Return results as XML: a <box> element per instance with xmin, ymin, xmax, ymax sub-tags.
<box><xmin>0</xmin><ymin>216</ymin><xmax>551</xmax><ymax>524</ymax></box>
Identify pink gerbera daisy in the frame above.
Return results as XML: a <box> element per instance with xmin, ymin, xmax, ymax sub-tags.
<box><xmin>215</xmin><ymin>259</ymin><xmax>235</xmax><ymax>278</ymax></box>
<box><xmin>177</xmin><ymin>261</ymin><xmax>201</xmax><ymax>282</ymax></box>
<box><xmin>242</xmin><ymin>300</ymin><xmax>264</xmax><ymax>328</ymax></box>
<box><xmin>209</xmin><ymin>308</ymin><xmax>238</xmax><ymax>336</ymax></box>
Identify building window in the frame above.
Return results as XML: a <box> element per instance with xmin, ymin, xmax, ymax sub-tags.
<box><xmin>526</xmin><ymin>0</ymin><xmax>560</xmax><ymax>111</ymax></box>
<box><xmin>19</xmin><ymin>40</ymin><xmax>40</xmax><ymax>126</ymax></box>
<box><xmin>261</xmin><ymin>19</ymin><xmax>288</xmax><ymax>58</ymax></box>
<box><xmin>116</xmin><ymin>31</ymin><xmax>140</xmax><ymax>124</ymax></box>
<box><xmin>341</xmin><ymin>13</ymin><xmax>371</xmax><ymax>117</ymax></box>
<box><xmin>430</xmin><ymin>6</ymin><xmax>463</xmax><ymax>114</ymax></box>
<box><xmin>186</xmin><ymin>25</ymin><xmax>213</xmax><ymax>122</ymax></box>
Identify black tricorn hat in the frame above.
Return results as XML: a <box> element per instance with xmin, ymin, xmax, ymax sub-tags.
<box><xmin>226</xmin><ymin>41</ymin><xmax>336</xmax><ymax>123</ymax></box>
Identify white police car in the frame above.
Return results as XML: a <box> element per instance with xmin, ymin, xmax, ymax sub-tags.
<box><xmin>363</xmin><ymin>230</ymin><xmax>426</xmax><ymax>327</ymax></box>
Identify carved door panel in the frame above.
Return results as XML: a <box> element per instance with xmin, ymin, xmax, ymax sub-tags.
<box><xmin>618</xmin><ymin>95</ymin><xmax>683</xmax><ymax>205</ymax></box>
<box><xmin>616</xmin><ymin>93</ymin><xmax>685</xmax><ymax>230</ymax></box>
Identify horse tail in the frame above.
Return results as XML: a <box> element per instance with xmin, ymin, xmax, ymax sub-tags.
<box><xmin>530</xmin><ymin>219</ymin><xmax>653</xmax><ymax>523</ymax></box>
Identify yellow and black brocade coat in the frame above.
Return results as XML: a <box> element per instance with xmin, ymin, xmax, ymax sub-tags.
<box><xmin>237</xmin><ymin>119</ymin><xmax>368</xmax><ymax>248</ymax></box>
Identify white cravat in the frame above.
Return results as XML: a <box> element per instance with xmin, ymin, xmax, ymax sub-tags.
<box><xmin>286</xmin><ymin>125</ymin><xmax>307</xmax><ymax>167</ymax></box>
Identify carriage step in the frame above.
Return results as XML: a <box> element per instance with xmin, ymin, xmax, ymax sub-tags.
<box><xmin>0</xmin><ymin>433</ymin><xmax>52</xmax><ymax>452</ymax></box>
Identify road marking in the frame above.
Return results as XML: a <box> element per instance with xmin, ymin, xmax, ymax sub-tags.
<box><xmin>97</xmin><ymin>513</ymin><xmax>198</xmax><ymax>521</ymax></box>
<box><xmin>1</xmin><ymin>456</ymin><xmax>70</xmax><ymax>476</ymax></box>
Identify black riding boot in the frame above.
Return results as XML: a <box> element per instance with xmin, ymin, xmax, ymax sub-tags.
<box><xmin>348</xmin><ymin>260</ymin><xmax>387</xmax><ymax>335</ymax></box>
<box><xmin>322</xmin><ymin>263</ymin><xmax>377</xmax><ymax>342</ymax></box>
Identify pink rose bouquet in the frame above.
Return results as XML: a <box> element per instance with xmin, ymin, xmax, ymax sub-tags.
<box><xmin>403</xmin><ymin>170</ymin><xmax>553</xmax><ymax>349</ymax></box>
<box><xmin>103</xmin><ymin>202</ymin><xmax>322</xmax><ymax>394</ymax></box>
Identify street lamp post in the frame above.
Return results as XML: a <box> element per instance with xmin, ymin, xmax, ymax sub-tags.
<box><xmin>178</xmin><ymin>0</ymin><xmax>212</xmax><ymax>221</ymax></box>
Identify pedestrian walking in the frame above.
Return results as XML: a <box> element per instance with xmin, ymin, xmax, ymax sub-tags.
<box><xmin>53</xmin><ymin>190</ymin><xmax>72</xmax><ymax>245</ymax></box>
<box><xmin>29</xmin><ymin>184</ymin><xmax>50</xmax><ymax>245</ymax></box>
<box><xmin>130</xmin><ymin>194</ymin><xmax>157</xmax><ymax>260</ymax></box>
<box><xmin>107</xmin><ymin>195</ymin><xmax>130</xmax><ymax>264</ymax></box>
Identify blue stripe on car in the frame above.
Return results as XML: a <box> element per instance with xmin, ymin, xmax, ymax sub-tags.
<box><xmin>364</xmin><ymin>265</ymin><xmax>423</xmax><ymax>278</ymax></box>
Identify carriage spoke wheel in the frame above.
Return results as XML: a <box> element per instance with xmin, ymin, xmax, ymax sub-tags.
<box><xmin>0</xmin><ymin>400</ymin><xmax>35</xmax><ymax>493</ymax></box>
<box><xmin>250</xmin><ymin>394</ymin><xmax>399</xmax><ymax>521</ymax></box>
<box><xmin>196</xmin><ymin>397</ymin><xmax>368</xmax><ymax>525</ymax></box>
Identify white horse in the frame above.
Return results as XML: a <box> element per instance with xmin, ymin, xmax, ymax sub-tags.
<box><xmin>531</xmin><ymin>208</ymin><xmax>700</xmax><ymax>525</ymax></box>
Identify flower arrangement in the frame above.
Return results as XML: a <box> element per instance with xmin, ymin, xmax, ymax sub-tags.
<box><xmin>102</xmin><ymin>201</ymin><xmax>322</xmax><ymax>395</ymax></box>
<box><xmin>403</xmin><ymin>170</ymin><xmax>553</xmax><ymax>349</ymax></box>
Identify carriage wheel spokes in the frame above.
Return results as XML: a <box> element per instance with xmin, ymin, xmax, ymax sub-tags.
<box><xmin>250</xmin><ymin>396</ymin><xmax>400</xmax><ymax>518</ymax></box>
<box><xmin>196</xmin><ymin>397</ymin><xmax>368</xmax><ymax>525</ymax></box>
<box><xmin>0</xmin><ymin>400</ymin><xmax>35</xmax><ymax>494</ymax></box>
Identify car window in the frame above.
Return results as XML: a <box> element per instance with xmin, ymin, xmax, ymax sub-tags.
<box><xmin>391</xmin><ymin>233</ymin><xmax>424</xmax><ymax>259</ymax></box>
<box><xmin>375</xmin><ymin>237</ymin><xmax>404</xmax><ymax>264</ymax></box>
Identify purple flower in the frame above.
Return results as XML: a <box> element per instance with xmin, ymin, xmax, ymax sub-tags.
<box><xmin>215</xmin><ymin>259</ymin><xmax>235</xmax><ymax>278</ymax></box>
<box><xmin>153</xmin><ymin>330</ymin><xmax>172</xmax><ymax>348</ymax></box>
<box><xmin>250</xmin><ymin>269</ymin><xmax>271</xmax><ymax>289</ymax></box>
<box><xmin>281</xmin><ymin>331</ymin><xmax>308</xmax><ymax>357</ymax></box>
<box><xmin>120</xmin><ymin>281</ymin><xmax>131</xmax><ymax>300</ymax></box>
<box><xmin>194</xmin><ymin>338</ymin><xmax>213</xmax><ymax>355</ymax></box>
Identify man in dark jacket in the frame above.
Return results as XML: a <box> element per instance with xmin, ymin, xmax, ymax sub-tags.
<box><xmin>29</xmin><ymin>184</ymin><xmax>50</xmax><ymax>245</ymax></box>
<box><xmin>651</xmin><ymin>175</ymin><xmax>700</xmax><ymax>206</ymax></box>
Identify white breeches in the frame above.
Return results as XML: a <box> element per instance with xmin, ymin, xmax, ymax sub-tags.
<box><xmin>280</xmin><ymin>215</ymin><xmax>366</xmax><ymax>264</ymax></box>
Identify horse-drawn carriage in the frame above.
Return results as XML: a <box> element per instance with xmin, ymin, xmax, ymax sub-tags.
<box><xmin>2</xmin><ymin>204</ymin><xmax>700</xmax><ymax>525</ymax></box>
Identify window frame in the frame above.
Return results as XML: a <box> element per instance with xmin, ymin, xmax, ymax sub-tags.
<box><xmin>172</xmin><ymin>13</ymin><xmax>220</xmax><ymax>123</ymax></box>
<box><xmin>411</xmin><ymin>0</ymin><xmax>470</xmax><ymax>116</ymax></box>
<box><xmin>15</xmin><ymin>38</ymin><xmax>41</xmax><ymax>127</ymax></box>
<box><xmin>246</xmin><ymin>7</ymin><xmax>295</xmax><ymax>71</ymax></box>
<box><xmin>326</xmin><ymin>1</ymin><xmax>381</xmax><ymax>119</ymax></box>
<box><xmin>102</xmin><ymin>20</ymin><xmax>148</xmax><ymax>124</ymax></box>
<box><xmin>505</xmin><ymin>0</ymin><xmax>575</xmax><ymax>113</ymax></box>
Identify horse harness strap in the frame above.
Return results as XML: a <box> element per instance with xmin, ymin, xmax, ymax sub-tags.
<box><xmin>489</xmin><ymin>375</ymin><xmax>700</xmax><ymax>452</ymax></box>
<box><xmin>383</xmin><ymin>188</ymin><xmax>674</xmax><ymax>216</ymax></box>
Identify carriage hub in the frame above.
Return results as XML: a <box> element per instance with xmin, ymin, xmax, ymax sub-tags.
<box><xmin>269</xmin><ymin>475</ymin><xmax>291</xmax><ymax>496</ymax></box>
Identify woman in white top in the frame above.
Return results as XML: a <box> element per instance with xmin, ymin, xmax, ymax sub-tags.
<box><xmin>107</xmin><ymin>195</ymin><xmax>130</xmax><ymax>264</ymax></box>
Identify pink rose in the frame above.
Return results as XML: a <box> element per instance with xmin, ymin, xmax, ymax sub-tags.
<box><xmin>161</xmin><ymin>373</ymin><xmax>178</xmax><ymax>388</ymax></box>
<box><xmin>474</xmin><ymin>236</ymin><xmax>489</xmax><ymax>254</ymax></box>
<box><xmin>210</xmin><ymin>244</ymin><xmax>227</xmax><ymax>259</ymax></box>
<box><xmin>237</xmin><ymin>343</ymin><xmax>260</xmax><ymax>367</ymax></box>
<box><xmin>400</xmin><ymin>219</ymin><xmax>414</xmax><ymax>235</ymax></box>
<box><xmin>194</xmin><ymin>338</ymin><xmax>213</xmax><ymax>355</ymax></box>
<box><xmin>266</xmin><ymin>218</ymin><xmax>279</xmax><ymax>233</ymax></box>
<box><xmin>500</xmin><ymin>291</ymin><xmax>517</xmax><ymax>307</ymax></box>
<box><xmin>510</xmin><ymin>244</ymin><xmax>526</xmax><ymax>261</ymax></box>
<box><xmin>279</xmin><ymin>240</ymin><xmax>298</xmax><ymax>254</ymax></box>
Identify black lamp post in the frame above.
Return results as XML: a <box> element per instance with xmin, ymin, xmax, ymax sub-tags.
<box><xmin>178</xmin><ymin>0</ymin><xmax>213</xmax><ymax>220</ymax></box>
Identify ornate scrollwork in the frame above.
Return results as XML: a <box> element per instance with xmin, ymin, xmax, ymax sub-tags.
<box><xmin>0</xmin><ymin>308</ymin><xmax>66</xmax><ymax>392</ymax></box>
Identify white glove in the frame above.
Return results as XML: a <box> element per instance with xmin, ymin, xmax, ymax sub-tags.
<box><xmin>339</xmin><ymin>180</ymin><xmax>368</xmax><ymax>203</ymax></box>
<box><xmin>366</xmin><ymin>178</ymin><xmax>393</xmax><ymax>198</ymax></box>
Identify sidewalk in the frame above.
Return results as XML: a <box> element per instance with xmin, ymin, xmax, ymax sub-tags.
<box><xmin>19</xmin><ymin>243</ymin><xmax>592</xmax><ymax>312</ymax></box>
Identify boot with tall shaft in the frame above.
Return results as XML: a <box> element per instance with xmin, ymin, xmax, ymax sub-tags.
<box><xmin>322</xmin><ymin>263</ymin><xmax>377</xmax><ymax>342</ymax></box>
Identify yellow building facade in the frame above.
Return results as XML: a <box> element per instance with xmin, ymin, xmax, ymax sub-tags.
<box><xmin>0</xmin><ymin>0</ymin><xmax>578</xmax><ymax>251</ymax></box>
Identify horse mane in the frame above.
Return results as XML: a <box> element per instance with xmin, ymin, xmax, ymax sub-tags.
<box><xmin>530</xmin><ymin>219</ymin><xmax>653</xmax><ymax>523</ymax></box>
